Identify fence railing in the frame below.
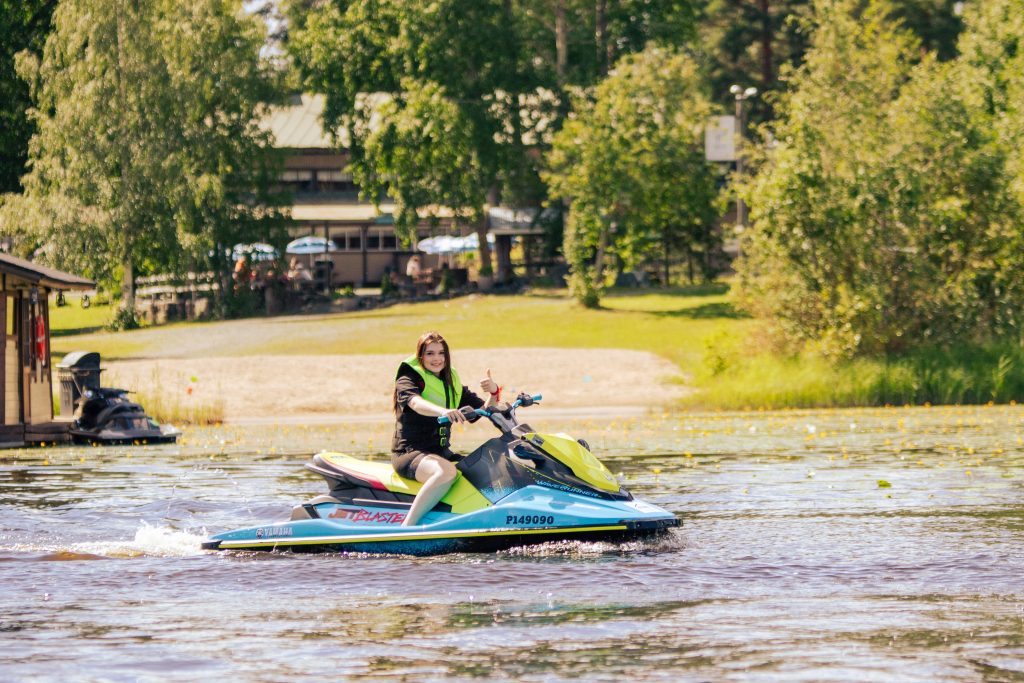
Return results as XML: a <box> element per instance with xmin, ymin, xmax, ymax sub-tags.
<box><xmin>135</xmin><ymin>272</ymin><xmax>219</xmax><ymax>323</ymax></box>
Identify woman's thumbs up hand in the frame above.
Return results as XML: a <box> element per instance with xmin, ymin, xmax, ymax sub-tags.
<box><xmin>480</xmin><ymin>368</ymin><xmax>499</xmax><ymax>396</ymax></box>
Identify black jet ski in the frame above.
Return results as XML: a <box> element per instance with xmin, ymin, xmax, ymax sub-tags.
<box><xmin>59</xmin><ymin>351</ymin><xmax>179</xmax><ymax>445</ymax></box>
<box><xmin>69</xmin><ymin>386</ymin><xmax>179</xmax><ymax>445</ymax></box>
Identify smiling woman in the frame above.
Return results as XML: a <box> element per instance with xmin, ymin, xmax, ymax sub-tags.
<box><xmin>390</xmin><ymin>331</ymin><xmax>501</xmax><ymax>526</ymax></box>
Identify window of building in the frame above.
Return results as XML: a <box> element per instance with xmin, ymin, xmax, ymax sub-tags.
<box><xmin>317</xmin><ymin>170</ymin><xmax>358</xmax><ymax>193</ymax></box>
<box><xmin>330</xmin><ymin>229</ymin><xmax>363</xmax><ymax>251</ymax></box>
<box><xmin>280</xmin><ymin>169</ymin><xmax>314</xmax><ymax>192</ymax></box>
<box><xmin>364</xmin><ymin>228</ymin><xmax>398</xmax><ymax>251</ymax></box>
<box><xmin>322</xmin><ymin>228</ymin><xmax>400</xmax><ymax>251</ymax></box>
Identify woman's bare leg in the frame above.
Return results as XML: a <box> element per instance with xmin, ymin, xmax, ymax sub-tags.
<box><xmin>402</xmin><ymin>455</ymin><xmax>458</xmax><ymax>527</ymax></box>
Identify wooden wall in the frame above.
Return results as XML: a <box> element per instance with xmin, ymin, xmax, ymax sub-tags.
<box><xmin>2</xmin><ymin>292</ymin><xmax>17</xmax><ymax>426</ymax></box>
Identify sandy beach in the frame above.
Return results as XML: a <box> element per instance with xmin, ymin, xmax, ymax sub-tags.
<box><xmin>105</xmin><ymin>348</ymin><xmax>690</xmax><ymax>423</ymax></box>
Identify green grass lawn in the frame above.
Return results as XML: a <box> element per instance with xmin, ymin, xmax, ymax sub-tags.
<box><xmin>49</xmin><ymin>285</ymin><xmax>756</xmax><ymax>375</ymax></box>
<box><xmin>48</xmin><ymin>292</ymin><xmax>114</xmax><ymax>337</ymax></box>
<box><xmin>49</xmin><ymin>285</ymin><xmax>1024</xmax><ymax>409</ymax></box>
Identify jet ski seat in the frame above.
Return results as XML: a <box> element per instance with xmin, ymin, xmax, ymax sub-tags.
<box><xmin>289</xmin><ymin>494</ymin><xmax>343</xmax><ymax>520</ymax></box>
<box><xmin>308</xmin><ymin>452</ymin><xmax>425</xmax><ymax>497</ymax></box>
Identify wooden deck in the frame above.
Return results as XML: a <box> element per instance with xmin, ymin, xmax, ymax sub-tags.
<box><xmin>0</xmin><ymin>420</ymin><xmax>71</xmax><ymax>447</ymax></box>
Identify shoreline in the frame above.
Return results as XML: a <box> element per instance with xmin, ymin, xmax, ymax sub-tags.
<box><xmin>104</xmin><ymin>349</ymin><xmax>690</xmax><ymax>423</ymax></box>
<box><xmin>221</xmin><ymin>404</ymin><xmax>658</xmax><ymax>426</ymax></box>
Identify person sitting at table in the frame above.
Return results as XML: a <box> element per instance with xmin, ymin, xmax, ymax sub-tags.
<box><xmin>406</xmin><ymin>254</ymin><xmax>422</xmax><ymax>280</ymax></box>
<box><xmin>287</xmin><ymin>257</ymin><xmax>313</xmax><ymax>289</ymax></box>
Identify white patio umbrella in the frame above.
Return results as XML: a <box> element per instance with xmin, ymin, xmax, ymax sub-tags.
<box><xmin>416</xmin><ymin>233</ymin><xmax>495</xmax><ymax>255</ymax></box>
<box><xmin>231</xmin><ymin>242</ymin><xmax>278</xmax><ymax>262</ymax></box>
<box><xmin>456</xmin><ymin>232</ymin><xmax>496</xmax><ymax>251</ymax></box>
<box><xmin>286</xmin><ymin>236</ymin><xmax>338</xmax><ymax>254</ymax></box>
<box><xmin>415</xmin><ymin>235</ymin><xmax>457</xmax><ymax>255</ymax></box>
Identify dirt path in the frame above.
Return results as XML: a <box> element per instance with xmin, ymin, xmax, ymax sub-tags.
<box><xmin>105</xmin><ymin>348</ymin><xmax>690</xmax><ymax>423</ymax></box>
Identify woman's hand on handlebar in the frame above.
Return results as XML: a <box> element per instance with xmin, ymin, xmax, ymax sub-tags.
<box><xmin>442</xmin><ymin>408</ymin><xmax>466</xmax><ymax>424</ymax></box>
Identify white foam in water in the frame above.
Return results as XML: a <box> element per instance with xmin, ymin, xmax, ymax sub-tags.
<box><xmin>501</xmin><ymin>532</ymin><xmax>685</xmax><ymax>557</ymax></box>
<box><xmin>129</xmin><ymin>522</ymin><xmax>208</xmax><ymax>557</ymax></box>
<box><xmin>72</xmin><ymin>522</ymin><xmax>208</xmax><ymax>558</ymax></box>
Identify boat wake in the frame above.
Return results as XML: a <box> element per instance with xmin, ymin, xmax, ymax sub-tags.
<box><xmin>500</xmin><ymin>529</ymin><xmax>686</xmax><ymax>557</ymax></box>
<box><xmin>6</xmin><ymin>522</ymin><xmax>208</xmax><ymax>560</ymax></box>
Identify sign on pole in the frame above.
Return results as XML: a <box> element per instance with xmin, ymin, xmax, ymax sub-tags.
<box><xmin>705</xmin><ymin>115</ymin><xmax>736</xmax><ymax>162</ymax></box>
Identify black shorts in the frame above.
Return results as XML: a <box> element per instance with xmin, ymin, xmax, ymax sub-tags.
<box><xmin>391</xmin><ymin>449</ymin><xmax>460</xmax><ymax>480</ymax></box>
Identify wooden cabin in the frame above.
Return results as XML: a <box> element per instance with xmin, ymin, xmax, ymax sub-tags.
<box><xmin>0</xmin><ymin>253</ymin><xmax>93</xmax><ymax>447</ymax></box>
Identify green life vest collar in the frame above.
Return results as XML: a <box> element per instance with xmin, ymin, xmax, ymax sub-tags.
<box><xmin>400</xmin><ymin>356</ymin><xmax>462</xmax><ymax>409</ymax></box>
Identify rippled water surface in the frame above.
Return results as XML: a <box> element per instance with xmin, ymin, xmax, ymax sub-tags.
<box><xmin>2</xmin><ymin>405</ymin><xmax>1023</xmax><ymax>682</ymax></box>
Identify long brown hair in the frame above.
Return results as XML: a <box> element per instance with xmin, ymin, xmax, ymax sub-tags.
<box><xmin>394</xmin><ymin>331</ymin><xmax>454</xmax><ymax>414</ymax></box>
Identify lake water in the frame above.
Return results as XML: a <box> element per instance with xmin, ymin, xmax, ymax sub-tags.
<box><xmin>1</xmin><ymin>405</ymin><xmax>1022</xmax><ymax>682</ymax></box>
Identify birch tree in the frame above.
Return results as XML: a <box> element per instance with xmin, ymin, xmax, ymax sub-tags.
<box><xmin>4</xmin><ymin>0</ymin><xmax>286</xmax><ymax>325</ymax></box>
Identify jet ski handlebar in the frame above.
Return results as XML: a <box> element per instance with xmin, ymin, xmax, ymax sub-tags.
<box><xmin>437</xmin><ymin>393</ymin><xmax>542</xmax><ymax>424</ymax></box>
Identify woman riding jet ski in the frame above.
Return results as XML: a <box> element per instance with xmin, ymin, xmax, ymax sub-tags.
<box><xmin>201</xmin><ymin>393</ymin><xmax>679</xmax><ymax>555</ymax></box>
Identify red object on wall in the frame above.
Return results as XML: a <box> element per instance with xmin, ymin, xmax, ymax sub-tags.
<box><xmin>35</xmin><ymin>315</ymin><xmax>46</xmax><ymax>367</ymax></box>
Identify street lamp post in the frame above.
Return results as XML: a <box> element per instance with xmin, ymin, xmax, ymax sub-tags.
<box><xmin>729</xmin><ymin>84</ymin><xmax>757</xmax><ymax>234</ymax></box>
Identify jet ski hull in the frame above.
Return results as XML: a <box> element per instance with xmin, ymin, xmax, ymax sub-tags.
<box><xmin>70</xmin><ymin>425</ymin><xmax>179</xmax><ymax>445</ymax></box>
<box><xmin>202</xmin><ymin>521</ymin><xmax>675</xmax><ymax>555</ymax></box>
<box><xmin>202</xmin><ymin>487</ymin><xmax>679</xmax><ymax>556</ymax></box>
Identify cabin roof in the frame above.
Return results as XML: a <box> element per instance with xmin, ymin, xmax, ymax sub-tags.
<box><xmin>261</xmin><ymin>94</ymin><xmax>348</xmax><ymax>149</ymax></box>
<box><xmin>0</xmin><ymin>253</ymin><xmax>94</xmax><ymax>290</ymax></box>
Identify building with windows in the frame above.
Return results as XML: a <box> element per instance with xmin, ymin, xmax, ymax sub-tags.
<box><xmin>263</xmin><ymin>94</ymin><xmax>454</xmax><ymax>286</ymax></box>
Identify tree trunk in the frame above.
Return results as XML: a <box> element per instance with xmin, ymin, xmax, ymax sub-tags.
<box><xmin>594</xmin><ymin>223</ymin><xmax>608</xmax><ymax>286</ymax></box>
<box><xmin>703</xmin><ymin>222</ymin><xmax>713</xmax><ymax>281</ymax></box>
<box><xmin>114</xmin><ymin>0</ymin><xmax>136</xmax><ymax>316</ymax></box>
<box><xmin>122</xmin><ymin>252</ymin><xmax>136</xmax><ymax>312</ymax></box>
<box><xmin>759</xmin><ymin>0</ymin><xmax>773</xmax><ymax>89</ymax></box>
<box><xmin>476</xmin><ymin>216</ymin><xmax>493</xmax><ymax>276</ymax></box>
<box><xmin>555</xmin><ymin>1</ymin><xmax>568</xmax><ymax>86</ymax></box>
<box><xmin>595</xmin><ymin>0</ymin><xmax>608</xmax><ymax>76</ymax></box>
<box><xmin>663</xmin><ymin>230</ymin><xmax>670</xmax><ymax>287</ymax></box>
<box><xmin>214</xmin><ymin>243</ymin><xmax>230</xmax><ymax>318</ymax></box>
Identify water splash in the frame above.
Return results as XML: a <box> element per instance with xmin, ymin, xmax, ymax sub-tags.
<box><xmin>9</xmin><ymin>522</ymin><xmax>208</xmax><ymax>559</ymax></box>
<box><xmin>79</xmin><ymin>521</ymin><xmax>208</xmax><ymax>558</ymax></box>
<box><xmin>121</xmin><ymin>521</ymin><xmax>208</xmax><ymax>557</ymax></box>
<box><xmin>500</xmin><ymin>530</ymin><xmax>685</xmax><ymax>558</ymax></box>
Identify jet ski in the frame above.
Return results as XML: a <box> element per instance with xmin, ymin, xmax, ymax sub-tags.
<box><xmin>202</xmin><ymin>394</ymin><xmax>679</xmax><ymax>555</ymax></box>
<box><xmin>70</xmin><ymin>386</ymin><xmax>180</xmax><ymax>445</ymax></box>
<box><xmin>59</xmin><ymin>351</ymin><xmax>180</xmax><ymax>445</ymax></box>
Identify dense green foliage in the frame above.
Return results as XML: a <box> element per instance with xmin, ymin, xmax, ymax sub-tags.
<box><xmin>697</xmin><ymin>0</ymin><xmax>811</xmax><ymax>121</ymax></box>
<box><xmin>0</xmin><ymin>0</ymin><xmax>55</xmax><ymax>194</ymax></box>
<box><xmin>737</xmin><ymin>0</ymin><xmax>1024</xmax><ymax>357</ymax></box>
<box><xmin>286</xmin><ymin>0</ymin><xmax>525</xmax><ymax>271</ymax></box>
<box><xmin>285</xmin><ymin>0</ymin><xmax>704</xmax><ymax>271</ymax></box>
<box><xmin>6</xmin><ymin>0</ymin><xmax>1024</xmax><ymax>399</ymax></box>
<box><xmin>546</xmin><ymin>47</ymin><xmax>720</xmax><ymax>307</ymax></box>
<box><xmin>694</xmin><ymin>340</ymin><xmax>1024</xmax><ymax>409</ymax></box>
<box><xmin>888</xmin><ymin>0</ymin><xmax>965</xmax><ymax>61</ymax></box>
<box><xmin>696</xmin><ymin>0</ymin><xmax>963</xmax><ymax>123</ymax></box>
<box><xmin>0</xmin><ymin>0</ymin><xmax>287</xmax><ymax>324</ymax></box>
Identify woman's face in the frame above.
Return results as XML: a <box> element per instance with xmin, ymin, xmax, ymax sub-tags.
<box><xmin>421</xmin><ymin>342</ymin><xmax>447</xmax><ymax>374</ymax></box>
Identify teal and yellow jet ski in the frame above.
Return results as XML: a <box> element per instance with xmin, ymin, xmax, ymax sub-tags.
<box><xmin>202</xmin><ymin>394</ymin><xmax>679</xmax><ymax>555</ymax></box>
